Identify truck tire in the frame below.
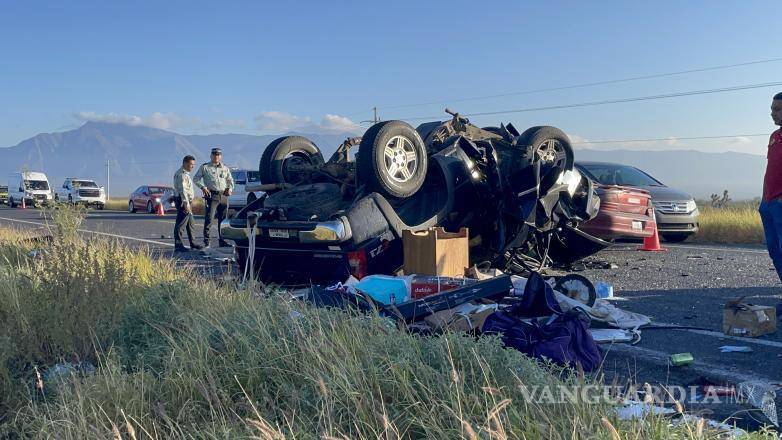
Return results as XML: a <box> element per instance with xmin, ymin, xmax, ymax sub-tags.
<box><xmin>259</xmin><ymin>136</ymin><xmax>324</xmax><ymax>185</ymax></box>
<box><xmin>357</xmin><ymin>120</ymin><xmax>427</xmax><ymax>199</ymax></box>
<box><xmin>517</xmin><ymin>126</ymin><xmax>574</xmax><ymax>171</ymax></box>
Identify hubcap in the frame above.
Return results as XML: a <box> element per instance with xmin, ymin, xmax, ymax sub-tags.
<box><xmin>533</xmin><ymin>139</ymin><xmax>567</xmax><ymax>167</ymax></box>
<box><xmin>382</xmin><ymin>135</ymin><xmax>418</xmax><ymax>183</ymax></box>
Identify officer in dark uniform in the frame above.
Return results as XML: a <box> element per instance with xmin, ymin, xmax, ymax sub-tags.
<box><xmin>193</xmin><ymin>147</ymin><xmax>235</xmax><ymax>247</ymax></box>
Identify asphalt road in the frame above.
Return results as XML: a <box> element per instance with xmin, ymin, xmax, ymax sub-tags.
<box><xmin>1</xmin><ymin>204</ymin><xmax>780</xmax><ymax>428</ymax></box>
<box><xmin>0</xmin><ymin>205</ymin><xmax>234</xmax><ymax>277</ymax></box>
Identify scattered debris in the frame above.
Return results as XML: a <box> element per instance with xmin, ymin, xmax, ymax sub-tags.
<box><xmin>43</xmin><ymin>362</ymin><xmax>96</xmax><ymax>386</ymax></box>
<box><xmin>723</xmin><ymin>297</ymin><xmax>777</xmax><ymax>337</ymax></box>
<box><xmin>670</xmin><ymin>353</ymin><xmax>694</xmax><ymax>367</ymax></box>
<box><xmin>738</xmin><ymin>381</ymin><xmax>780</xmax><ymax>427</ymax></box>
<box><xmin>589</xmin><ymin>328</ymin><xmax>640</xmax><ymax>344</ymax></box>
<box><xmin>615</xmin><ymin>401</ymin><xmax>676</xmax><ymax>420</ymax></box>
<box><xmin>595</xmin><ymin>281</ymin><xmax>613</xmax><ymax>299</ymax></box>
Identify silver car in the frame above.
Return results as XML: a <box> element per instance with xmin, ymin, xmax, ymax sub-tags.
<box><xmin>576</xmin><ymin>161</ymin><xmax>699</xmax><ymax>242</ymax></box>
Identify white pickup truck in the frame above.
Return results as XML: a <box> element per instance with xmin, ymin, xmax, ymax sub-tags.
<box><xmin>55</xmin><ymin>178</ymin><xmax>106</xmax><ymax>209</ymax></box>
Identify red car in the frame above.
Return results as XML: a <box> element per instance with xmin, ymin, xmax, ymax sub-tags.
<box><xmin>127</xmin><ymin>185</ymin><xmax>175</xmax><ymax>214</ymax></box>
<box><xmin>575</xmin><ymin>163</ymin><xmax>655</xmax><ymax>241</ymax></box>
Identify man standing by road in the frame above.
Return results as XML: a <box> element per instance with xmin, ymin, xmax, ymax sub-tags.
<box><xmin>173</xmin><ymin>155</ymin><xmax>204</xmax><ymax>252</ymax></box>
<box><xmin>194</xmin><ymin>147</ymin><xmax>234</xmax><ymax>247</ymax></box>
<box><xmin>759</xmin><ymin>93</ymin><xmax>782</xmax><ymax>296</ymax></box>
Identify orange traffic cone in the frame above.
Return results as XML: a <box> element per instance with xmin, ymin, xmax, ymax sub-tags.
<box><xmin>156</xmin><ymin>201</ymin><xmax>165</xmax><ymax>216</ymax></box>
<box><xmin>639</xmin><ymin>216</ymin><xmax>666</xmax><ymax>252</ymax></box>
<box><xmin>20</xmin><ymin>197</ymin><xmax>26</xmax><ymax>209</ymax></box>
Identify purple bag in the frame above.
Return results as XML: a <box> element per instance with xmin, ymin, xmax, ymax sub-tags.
<box><xmin>482</xmin><ymin>272</ymin><xmax>601</xmax><ymax>372</ymax></box>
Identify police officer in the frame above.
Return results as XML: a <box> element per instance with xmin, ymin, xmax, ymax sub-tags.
<box><xmin>194</xmin><ymin>147</ymin><xmax>234</xmax><ymax>247</ymax></box>
<box><xmin>172</xmin><ymin>155</ymin><xmax>204</xmax><ymax>252</ymax></box>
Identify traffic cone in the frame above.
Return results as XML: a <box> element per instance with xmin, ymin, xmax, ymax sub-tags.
<box><xmin>639</xmin><ymin>215</ymin><xmax>666</xmax><ymax>252</ymax></box>
<box><xmin>156</xmin><ymin>201</ymin><xmax>165</xmax><ymax>216</ymax></box>
<box><xmin>20</xmin><ymin>197</ymin><xmax>26</xmax><ymax>209</ymax></box>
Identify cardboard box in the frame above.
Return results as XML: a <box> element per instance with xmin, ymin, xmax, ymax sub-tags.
<box><xmin>723</xmin><ymin>299</ymin><xmax>777</xmax><ymax>338</ymax></box>
<box><xmin>403</xmin><ymin>227</ymin><xmax>469</xmax><ymax>278</ymax></box>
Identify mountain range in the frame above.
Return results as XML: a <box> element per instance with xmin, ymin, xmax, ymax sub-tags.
<box><xmin>0</xmin><ymin>122</ymin><xmax>767</xmax><ymax>200</ymax></box>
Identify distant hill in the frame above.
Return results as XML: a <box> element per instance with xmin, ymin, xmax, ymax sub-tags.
<box><xmin>0</xmin><ymin>122</ymin><xmax>767</xmax><ymax>199</ymax></box>
<box><xmin>0</xmin><ymin>122</ymin><xmax>351</xmax><ymax>196</ymax></box>
<box><xmin>575</xmin><ymin>148</ymin><xmax>765</xmax><ymax>200</ymax></box>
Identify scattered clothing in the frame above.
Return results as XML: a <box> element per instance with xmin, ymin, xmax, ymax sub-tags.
<box><xmin>482</xmin><ymin>272</ymin><xmax>602</xmax><ymax>372</ymax></box>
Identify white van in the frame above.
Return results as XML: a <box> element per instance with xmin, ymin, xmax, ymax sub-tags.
<box><xmin>7</xmin><ymin>171</ymin><xmax>53</xmax><ymax>207</ymax></box>
<box><xmin>228</xmin><ymin>168</ymin><xmax>263</xmax><ymax>209</ymax></box>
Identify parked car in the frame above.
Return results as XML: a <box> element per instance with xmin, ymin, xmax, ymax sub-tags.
<box><xmin>127</xmin><ymin>185</ymin><xmax>174</xmax><ymax>214</ymax></box>
<box><xmin>575</xmin><ymin>161</ymin><xmax>699</xmax><ymax>242</ymax></box>
<box><xmin>55</xmin><ymin>177</ymin><xmax>106</xmax><ymax>209</ymax></box>
<box><xmin>0</xmin><ymin>185</ymin><xmax>7</xmax><ymax>205</ymax></box>
<box><xmin>7</xmin><ymin>171</ymin><xmax>53</xmax><ymax>207</ymax></box>
<box><xmin>228</xmin><ymin>168</ymin><xmax>263</xmax><ymax>210</ymax></box>
<box><xmin>223</xmin><ymin>110</ymin><xmax>608</xmax><ymax>284</ymax></box>
<box><xmin>573</xmin><ymin>163</ymin><xmax>656</xmax><ymax>241</ymax></box>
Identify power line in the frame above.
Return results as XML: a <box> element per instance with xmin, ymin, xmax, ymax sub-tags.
<box><xmin>375</xmin><ymin>57</ymin><xmax>782</xmax><ymax>111</ymax></box>
<box><xmin>393</xmin><ymin>80</ymin><xmax>782</xmax><ymax>122</ymax></box>
<box><xmin>571</xmin><ymin>133</ymin><xmax>769</xmax><ymax>145</ymax></box>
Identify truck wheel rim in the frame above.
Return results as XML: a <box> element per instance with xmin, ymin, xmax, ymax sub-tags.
<box><xmin>532</xmin><ymin>139</ymin><xmax>567</xmax><ymax>167</ymax></box>
<box><xmin>383</xmin><ymin>135</ymin><xmax>418</xmax><ymax>184</ymax></box>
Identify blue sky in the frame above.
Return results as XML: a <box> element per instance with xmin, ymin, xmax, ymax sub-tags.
<box><xmin>1</xmin><ymin>0</ymin><xmax>781</xmax><ymax>154</ymax></box>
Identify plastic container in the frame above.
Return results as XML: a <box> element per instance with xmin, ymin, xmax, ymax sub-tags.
<box><xmin>355</xmin><ymin>275</ymin><xmax>411</xmax><ymax>305</ymax></box>
<box><xmin>595</xmin><ymin>281</ymin><xmax>614</xmax><ymax>299</ymax></box>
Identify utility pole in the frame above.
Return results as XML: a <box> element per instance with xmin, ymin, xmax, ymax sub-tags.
<box><xmin>106</xmin><ymin>159</ymin><xmax>110</xmax><ymax>198</ymax></box>
<box><xmin>373</xmin><ymin>106</ymin><xmax>378</xmax><ymax>124</ymax></box>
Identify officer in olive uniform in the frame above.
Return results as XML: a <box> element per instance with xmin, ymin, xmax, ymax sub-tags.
<box><xmin>194</xmin><ymin>147</ymin><xmax>235</xmax><ymax>247</ymax></box>
<box><xmin>172</xmin><ymin>155</ymin><xmax>204</xmax><ymax>252</ymax></box>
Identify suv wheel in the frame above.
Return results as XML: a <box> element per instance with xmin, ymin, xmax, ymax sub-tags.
<box><xmin>259</xmin><ymin>136</ymin><xmax>325</xmax><ymax>185</ymax></box>
<box><xmin>517</xmin><ymin>126</ymin><xmax>574</xmax><ymax>171</ymax></box>
<box><xmin>128</xmin><ymin>201</ymin><xmax>136</xmax><ymax>213</ymax></box>
<box><xmin>146</xmin><ymin>201</ymin><xmax>154</xmax><ymax>214</ymax></box>
<box><xmin>357</xmin><ymin>120</ymin><xmax>427</xmax><ymax>199</ymax></box>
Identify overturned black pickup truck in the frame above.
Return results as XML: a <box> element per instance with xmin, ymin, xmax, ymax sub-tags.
<box><xmin>221</xmin><ymin>109</ymin><xmax>609</xmax><ymax>284</ymax></box>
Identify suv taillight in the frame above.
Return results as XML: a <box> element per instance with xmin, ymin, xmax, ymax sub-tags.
<box><xmin>347</xmin><ymin>249</ymin><xmax>367</xmax><ymax>279</ymax></box>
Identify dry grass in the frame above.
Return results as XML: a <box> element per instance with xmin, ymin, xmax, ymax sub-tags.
<box><xmin>691</xmin><ymin>202</ymin><xmax>764</xmax><ymax>244</ymax></box>
<box><xmin>0</xmin><ymin>206</ymin><xmax>776</xmax><ymax>438</ymax></box>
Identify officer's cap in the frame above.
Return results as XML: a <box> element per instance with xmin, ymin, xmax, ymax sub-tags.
<box><xmin>210</xmin><ymin>147</ymin><xmax>223</xmax><ymax>155</ymax></box>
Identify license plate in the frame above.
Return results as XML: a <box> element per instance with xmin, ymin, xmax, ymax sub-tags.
<box><xmin>268</xmin><ymin>228</ymin><xmax>290</xmax><ymax>239</ymax></box>
<box><xmin>627</xmin><ymin>197</ymin><xmax>641</xmax><ymax>204</ymax></box>
<box><xmin>632</xmin><ymin>221</ymin><xmax>643</xmax><ymax>231</ymax></box>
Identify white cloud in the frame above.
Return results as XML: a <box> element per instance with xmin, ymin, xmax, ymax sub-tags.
<box><xmin>74</xmin><ymin>111</ymin><xmax>183</xmax><ymax>130</ymax></box>
<box><xmin>254</xmin><ymin>110</ymin><xmax>360</xmax><ymax>134</ymax></box>
<box><xmin>254</xmin><ymin>111</ymin><xmax>311</xmax><ymax>132</ymax></box>
<box><xmin>320</xmin><ymin>114</ymin><xmax>359</xmax><ymax>132</ymax></box>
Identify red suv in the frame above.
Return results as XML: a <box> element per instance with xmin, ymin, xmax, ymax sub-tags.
<box><xmin>128</xmin><ymin>185</ymin><xmax>173</xmax><ymax>214</ymax></box>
